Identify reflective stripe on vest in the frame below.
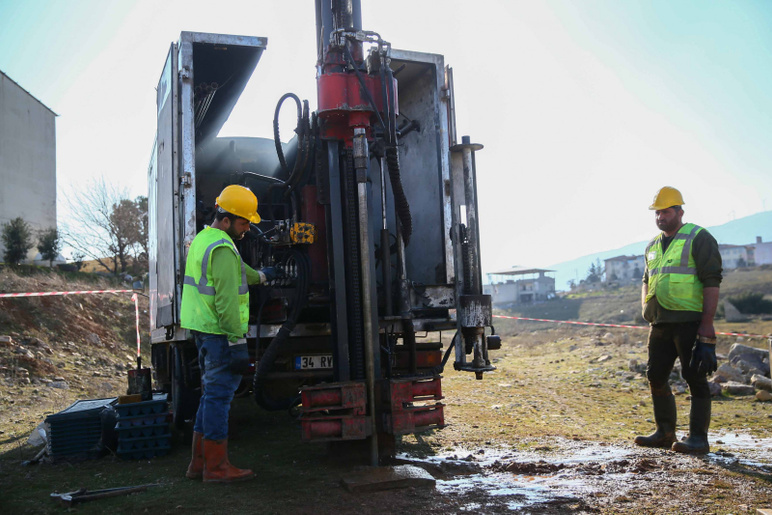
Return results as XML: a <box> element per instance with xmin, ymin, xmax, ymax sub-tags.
<box><xmin>180</xmin><ymin>227</ymin><xmax>249</xmax><ymax>336</ymax></box>
<box><xmin>645</xmin><ymin>223</ymin><xmax>704</xmax><ymax>312</ymax></box>
<box><xmin>182</xmin><ymin>239</ymin><xmax>248</xmax><ymax>296</ymax></box>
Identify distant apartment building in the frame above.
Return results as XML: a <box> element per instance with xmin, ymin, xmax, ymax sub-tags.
<box><xmin>753</xmin><ymin>237</ymin><xmax>772</xmax><ymax>266</ymax></box>
<box><xmin>484</xmin><ymin>267</ymin><xmax>556</xmax><ymax>306</ymax></box>
<box><xmin>720</xmin><ymin>237</ymin><xmax>772</xmax><ymax>268</ymax></box>
<box><xmin>719</xmin><ymin>244</ymin><xmax>752</xmax><ymax>269</ymax></box>
<box><xmin>0</xmin><ymin>70</ymin><xmax>57</xmax><ymax>263</ymax></box>
<box><xmin>604</xmin><ymin>255</ymin><xmax>644</xmax><ymax>284</ymax></box>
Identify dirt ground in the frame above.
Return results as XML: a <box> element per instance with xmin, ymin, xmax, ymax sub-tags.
<box><xmin>2</xmin><ymin>267</ymin><xmax>772</xmax><ymax>513</ymax></box>
<box><xmin>2</xmin><ymin>322</ymin><xmax>772</xmax><ymax>514</ymax></box>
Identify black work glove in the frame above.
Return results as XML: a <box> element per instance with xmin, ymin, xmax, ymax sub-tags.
<box><xmin>689</xmin><ymin>337</ymin><xmax>717</xmax><ymax>375</ymax></box>
<box><xmin>261</xmin><ymin>266</ymin><xmax>284</xmax><ymax>283</ymax></box>
<box><xmin>229</xmin><ymin>341</ymin><xmax>250</xmax><ymax>375</ymax></box>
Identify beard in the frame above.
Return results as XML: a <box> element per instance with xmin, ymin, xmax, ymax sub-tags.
<box><xmin>656</xmin><ymin>218</ymin><xmax>680</xmax><ymax>233</ymax></box>
<box><xmin>226</xmin><ymin>226</ymin><xmax>245</xmax><ymax>241</ymax></box>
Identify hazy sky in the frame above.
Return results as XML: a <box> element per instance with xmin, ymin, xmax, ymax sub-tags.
<box><xmin>1</xmin><ymin>0</ymin><xmax>770</xmax><ymax>274</ymax></box>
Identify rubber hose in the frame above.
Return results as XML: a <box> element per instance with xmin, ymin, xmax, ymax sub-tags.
<box><xmin>253</xmin><ymin>251</ymin><xmax>310</xmax><ymax>410</ymax></box>
<box><xmin>385</xmin><ymin>146</ymin><xmax>412</xmax><ymax>246</ymax></box>
<box><xmin>273</xmin><ymin>93</ymin><xmax>302</xmax><ymax>176</ymax></box>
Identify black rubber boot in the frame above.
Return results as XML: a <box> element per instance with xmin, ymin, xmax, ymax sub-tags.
<box><xmin>672</xmin><ymin>397</ymin><xmax>711</xmax><ymax>454</ymax></box>
<box><xmin>634</xmin><ymin>394</ymin><xmax>677</xmax><ymax>448</ymax></box>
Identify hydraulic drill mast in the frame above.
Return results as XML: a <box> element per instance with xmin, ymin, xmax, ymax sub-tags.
<box><xmin>147</xmin><ymin>0</ymin><xmax>494</xmax><ymax>465</ymax></box>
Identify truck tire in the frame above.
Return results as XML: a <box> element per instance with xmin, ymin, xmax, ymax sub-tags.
<box><xmin>171</xmin><ymin>343</ymin><xmax>201</xmax><ymax>430</ymax></box>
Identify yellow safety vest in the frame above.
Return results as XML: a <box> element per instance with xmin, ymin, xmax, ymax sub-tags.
<box><xmin>180</xmin><ymin>227</ymin><xmax>249</xmax><ymax>336</ymax></box>
<box><xmin>645</xmin><ymin>223</ymin><xmax>704</xmax><ymax>312</ymax></box>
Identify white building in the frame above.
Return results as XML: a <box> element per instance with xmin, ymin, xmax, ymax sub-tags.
<box><xmin>484</xmin><ymin>267</ymin><xmax>556</xmax><ymax>306</ymax></box>
<box><xmin>0</xmin><ymin>70</ymin><xmax>57</xmax><ymax>263</ymax></box>
<box><xmin>750</xmin><ymin>237</ymin><xmax>772</xmax><ymax>266</ymax></box>
<box><xmin>604</xmin><ymin>255</ymin><xmax>645</xmax><ymax>284</ymax></box>
<box><xmin>719</xmin><ymin>244</ymin><xmax>752</xmax><ymax>269</ymax></box>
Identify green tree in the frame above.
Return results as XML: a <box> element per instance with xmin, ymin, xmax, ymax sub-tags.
<box><xmin>1</xmin><ymin>217</ymin><xmax>34</xmax><ymax>265</ymax></box>
<box><xmin>585</xmin><ymin>259</ymin><xmax>604</xmax><ymax>284</ymax></box>
<box><xmin>37</xmin><ymin>227</ymin><xmax>61</xmax><ymax>267</ymax></box>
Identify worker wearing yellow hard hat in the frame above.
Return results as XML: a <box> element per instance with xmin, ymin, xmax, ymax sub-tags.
<box><xmin>180</xmin><ymin>184</ymin><xmax>282</xmax><ymax>483</ymax></box>
<box><xmin>635</xmin><ymin>186</ymin><xmax>723</xmax><ymax>454</ymax></box>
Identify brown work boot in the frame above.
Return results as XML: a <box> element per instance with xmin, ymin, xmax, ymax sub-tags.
<box><xmin>203</xmin><ymin>438</ymin><xmax>255</xmax><ymax>483</ymax></box>
<box><xmin>185</xmin><ymin>431</ymin><xmax>204</xmax><ymax>479</ymax></box>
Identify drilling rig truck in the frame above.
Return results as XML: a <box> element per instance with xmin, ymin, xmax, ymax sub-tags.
<box><xmin>147</xmin><ymin>0</ymin><xmax>497</xmax><ymax>464</ymax></box>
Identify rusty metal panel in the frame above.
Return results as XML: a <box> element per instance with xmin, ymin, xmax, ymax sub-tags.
<box><xmin>370</xmin><ymin>49</ymin><xmax>454</xmax><ymax>286</ymax></box>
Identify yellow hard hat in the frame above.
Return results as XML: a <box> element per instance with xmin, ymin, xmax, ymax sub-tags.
<box><xmin>649</xmin><ymin>186</ymin><xmax>685</xmax><ymax>210</ymax></box>
<box><xmin>215</xmin><ymin>185</ymin><xmax>261</xmax><ymax>223</ymax></box>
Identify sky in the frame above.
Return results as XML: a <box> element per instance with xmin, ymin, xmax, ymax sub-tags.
<box><xmin>1</xmin><ymin>0</ymin><xmax>770</xmax><ymax>276</ymax></box>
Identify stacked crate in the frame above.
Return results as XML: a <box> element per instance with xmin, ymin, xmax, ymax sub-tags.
<box><xmin>45</xmin><ymin>398</ymin><xmax>117</xmax><ymax>460</ymax></box>
<box><xmin>114</xmin><ymin>393</ymin><xmax>171</xmax><ymax>459</ymax></box>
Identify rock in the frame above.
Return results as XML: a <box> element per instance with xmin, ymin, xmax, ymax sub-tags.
<box><xmin>85</xmin><ymin>333</ymin><xmax>102</xmax><ymax>347</ymax></box>
<box><xmin>0</xmin><ymin>335</ymin><xmax>12</xmax><ymax>347</ymax></box>
<box><xmin>48</xmin><ymin>381</ymin><xmax>69</xmax><ymax>389</ymax></box>
<box><xmin>628</xmin><ymin>359</ymin><xmax>646</xmax><ymax>374</ymax></box>
<box><xmin>721</xmin><ymin>381</ymin><xmax>756</xmax><ymax>396</ymax></box>
<box><xmin>723</xmin><ymin>301</ymin><xmax>748</xmax><ymax>322</ymax></box>
<box><xmin>597</xmin><ymin>355</ymin><xmax>612</xmax><ymax>363</ymax></box>
<box><xmin>708</xmin><ymin>381</ymin><xmax>723</xmax><ymax>397</ymax></box>
<box><xmin>728</xmin><ymin>343</ymin><xmax>769</xmax><ymax>376</ymax></box>
<box><xmin>711</xmin><ymin>363</ymin><xmax>746</xmax><ymax>384</ymax></box>
<box><xmin>752</xmin><ymin>374</ymin><xmax>772</xmax><ymax>392</ymax></box>
<box><xmin>756</xmin><ymin>390</ymin><xmax>772</xmax><ymax>402</ymax></box>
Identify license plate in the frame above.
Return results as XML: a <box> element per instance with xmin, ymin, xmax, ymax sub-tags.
<box><xmin>295</xmin><ymin>355</ymin><xmax>333</xmax><ymax>370</ymax></box>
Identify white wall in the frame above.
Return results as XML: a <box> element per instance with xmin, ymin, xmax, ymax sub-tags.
<box><xmin>0</xmin><ymin>72</ymin><xmax>56</xmax><ymax>262</ymax></box>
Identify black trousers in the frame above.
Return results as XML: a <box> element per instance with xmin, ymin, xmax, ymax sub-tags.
<box><xmin>646</xmin><ymin>321</ymin><xmax>711</xmax><ymax>399</ymax></box>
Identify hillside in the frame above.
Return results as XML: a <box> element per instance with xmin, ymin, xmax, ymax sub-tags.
<box><xmin>493</xmin><ymin>266</ymin><xmax>772</xmax><ymax>340</ymax></box>
<box><xmin>547</xmin><ymin>210</ymin><xmax>772</xmax><ymax>291</ymax></box>
<box><xmin>0</xmin><ymin>267</ymin><xmax>149</xmax><ymax>443</ymax></box>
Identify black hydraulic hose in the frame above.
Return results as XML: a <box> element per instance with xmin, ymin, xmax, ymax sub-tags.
<box><xmin>286</xmin><ymin>100</ymin><xmax>312</xmax><ymax>199</ymax></box>
<box><xmin>296</xmin><ymin>113</ymin><xmax>319</xmax><ymax>190</ymax></box>
<box><xmin>274</xmin><ymin>93</ymin><xmax>303</xmax><ymax>176</ymax></box>
<box><xmin>253</xmin><ymin>251</ymin><xmax>310</xmax><ymax>410</ymax></box>
<box><xmin>433</xmin><ymin>331</ymin><xmax>458</xmax><ymax>375</ymax></box>
<box><xmin>385</xmin><ymin>61</ymin><xmax>398</xmax><ymax>145</ymax></box>
<box><xmin>385</xmin><ymin>146</ymin><xmax>412</xmax><ymax>246</ymax></box>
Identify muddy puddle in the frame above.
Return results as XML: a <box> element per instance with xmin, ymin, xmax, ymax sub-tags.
<box><xmin>399</xmin><ymin>434</ymin><xmax>772</xmax><ymax>513</ymax></box>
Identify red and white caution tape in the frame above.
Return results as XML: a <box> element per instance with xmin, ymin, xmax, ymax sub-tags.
<box><xmin>0</xmin><ymin>289</ymin><xmax>134</xmax><ymax>298</ymax></box>
<box><xmin>492</xmin><ymin>314</ymin><xmax>771</xmax><ymax>340</ymax></box>
<box><xmin>1</xmin><ymin>289</ymin><xmax>143</xmax><ymax>350</ymax></box>
<box><xmin>131</xmin><ymin>293</ymin><xmax>141</xmax><ymax>358</ymax></box>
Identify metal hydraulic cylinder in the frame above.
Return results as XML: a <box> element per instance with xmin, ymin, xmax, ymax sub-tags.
<box><xmin>451</xmin><ymin>136</ymin><xmax>493</xmax><ymax>379</ymax></box>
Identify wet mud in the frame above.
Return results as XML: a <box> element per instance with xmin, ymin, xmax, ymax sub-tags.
<box><xmin>398</xmin><ymin>434</ymin><xmax>772</xmax><ymax>513</ymax></box>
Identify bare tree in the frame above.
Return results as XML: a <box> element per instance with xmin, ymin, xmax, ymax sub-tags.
<box><xmin>61</xmin><ymin>178</ymin><xmax>147</xmax><ymax>275</ymax></box>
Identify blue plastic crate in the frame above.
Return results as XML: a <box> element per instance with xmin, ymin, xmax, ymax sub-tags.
<box><xmin>45</xmin><ymin>398</ymin><xmax>117</xmax><ymax>459</ymax></box>
<box><xmin>114</xmin><ymin>393</ymin><xmax>169</xmax><ymax>418</ymax></box>
<box><xmin>116</xmin><ymin>422</ymin><xmax>170</xmax><ymax>439</ymax></box>
<box><xmin>116</xmin><ymin>434</ymin><xmax>172</xmax><ymax>460</ymax></box>
<box><xmin>115</xmin><ymin>413</ymin><xmax>170</xmax><ymax>429</ymax></box>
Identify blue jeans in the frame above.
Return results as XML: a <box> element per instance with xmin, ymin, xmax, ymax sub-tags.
<box><xmin>191</xmin><ymin>331</ymin><xmax>243</xmax><ymax>440</ymax></box>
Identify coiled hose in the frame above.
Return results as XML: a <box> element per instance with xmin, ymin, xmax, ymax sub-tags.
<box><xmin>253</xmin><ymin>250</ymin><xmax>310</xmax><ymax>410</ymax></box>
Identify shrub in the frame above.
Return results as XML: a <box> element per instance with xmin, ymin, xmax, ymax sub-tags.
<box><xmin>726</xmin><ymin>292</ymin><xmax>772</xmax><ymax>314</ymax></box>
<box><xmin>2</xmin><ymin>217</ymin><xmax>34</xmax><ymax>265</ymax></box>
